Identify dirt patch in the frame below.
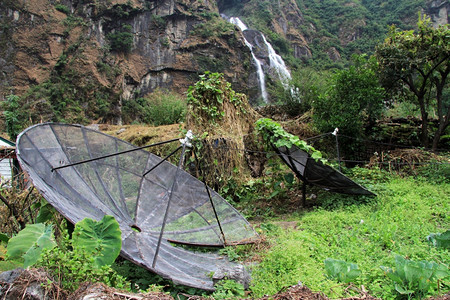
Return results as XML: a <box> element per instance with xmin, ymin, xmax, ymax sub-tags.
<box><xmin>70</xmin><ymin>282</ymin><xmax>172</xmax><ymax>300</ymax></box>
<box><xmin>259</xmin><ymin>284</ymin><xmax>329</xmax><ymax>300</ymax></box>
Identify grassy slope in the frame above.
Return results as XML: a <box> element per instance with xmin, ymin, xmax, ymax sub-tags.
<box><xmin>250</xmin><ymin>175</ymin><xmax>449</xmax><ymax>299</ymax></box>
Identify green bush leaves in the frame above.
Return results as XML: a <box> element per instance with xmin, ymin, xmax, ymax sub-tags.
<box><xmin>255</xmin><ymin>118</ymin><xmax>326</xmax><ymax>164</ymax></box>
<box><xmin>73</xmin><ymin>215</ymin><xmax>122</xmax><ymax>268</ymax></box>
<box><xmin>6</xmin><ymin>223</ymin><xmax>57</xmax><ymax>268</ymax></box>
<box><xmin>381</xmin><ymin>255</ymin><xmax>449</xmax><ymax>297</ymax></box>
<box><xmin>427</xmin><ymin>230</ymin><xmax>450</xmax><ymax>249</ymax></box>
<box><xmin>324</xmin><ymin>258</ymin><xmax>361</xmax><ymax>283</ymax></box>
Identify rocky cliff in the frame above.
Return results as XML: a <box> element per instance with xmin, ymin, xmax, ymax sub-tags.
<box><xmin>0</xmin><ymin>0</ymin><xmax>448</xmax><ymax>126</ymax></box>
<box><xmin>0</xmin><ymin>0</ymin><xmax>256</xmax><ymax>124</ymax></box>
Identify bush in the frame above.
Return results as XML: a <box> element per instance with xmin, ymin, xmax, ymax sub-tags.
<box><xmin>55</xmin><ymin>4</ymin><xmax>70</xmax><ymax>14</ymax></box>
<box><xmin>146</xmin><ymin>90</ymin><xmax>186</xmax><ymax>126</ymax></box>
<box><xmin>122</xmin><ymin>89</ymin><xmax>186</xmax><ymax>125</ymax></box>
<box><xmin>313</xmin><ymin>54</ymin><xmax>384</xmax><ymax>137</ymax></box>
<box><xmin>312</xmin><ymin>55</ymin><xmax>385</xmax><ymax>157</ymax></box>
<box><xmin>107</xmin><ymin>24</ymin><xmax>133</xmax><ymax>53</ymax></box>
<box><xmin>269</xmin><ymin>68</ymin><xmax>329</xmax><ymax>117</ymax></box>
<box><xmin>2</xmin><ymin>94</ymin><xmax>27</xmax><ymax>140</ymax></box>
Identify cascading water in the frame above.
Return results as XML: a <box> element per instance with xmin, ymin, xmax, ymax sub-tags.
<box><xmin>226</xmin><ymin>16</ymin><xmax>291</xmax><ymax>103</ymax></box>
<box><xmin>262</xmin><ymin>34</ymin><xmax>291</xmax><ymax>84</ymax></box>
<box><xmin>228</xmin><ymin>17</ymin><xmax>268</xmax><ymax>103</ymax></box>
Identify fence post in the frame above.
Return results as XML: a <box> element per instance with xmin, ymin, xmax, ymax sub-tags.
<box><xmin>332</xmin><ymin>128</ymin><xmax>341</xmax><ymax>171</ymax></box>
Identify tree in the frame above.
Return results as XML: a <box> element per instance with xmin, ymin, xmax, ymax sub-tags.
<box><xmin>313</xmin><ymin>54</ymin><xmax>385</xmax><ymax>140</ymax></box>
<box><xmin>375</xmin><ymin>15</ymin><xmax>450</xmax><ymax>150</ymax></box>
<box><xmin>2</xmin><ymin>94</ymin><xmax>26</xmax><ymax>141</ymax></box>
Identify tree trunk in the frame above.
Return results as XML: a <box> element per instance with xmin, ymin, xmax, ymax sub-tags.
<box><xmin>418</xmin><ymin>95</ymin><xmax>429</xmax><ymax>148</ymax></box>
<box><xmin>432</xmin><ymin>116</ymin><xmax>449</xmax><ymax>151</ymax></box>
<box><xmin>431</xmin><ymin>67</ymin><xmax>450</xmax><ymax>151</ymax></box>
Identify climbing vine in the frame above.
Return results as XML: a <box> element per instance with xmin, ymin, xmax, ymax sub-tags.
<box><xmin>186</xmin><ymin>72</ymin><xmax>246</xmax><ymax>124</ymax></box>
<box><xmin>255</xmin><ymin>118</ymin><xmax>327</xmax><ymax>164</ymax></box>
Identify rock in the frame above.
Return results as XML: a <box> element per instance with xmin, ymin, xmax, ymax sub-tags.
<box><xmin>212</xmin><ymin>264</ymin><xmax>251</xmax><ymax>289</ymax></box>
<box><xmin>0</xmin><ymin>268</ymin><xmax>66</xmax><ymax>300</ymax></box>
<box><xmin>0</xmin><ymin>268</ymin><xmax>24</xmax><ymax>283</ymax></box>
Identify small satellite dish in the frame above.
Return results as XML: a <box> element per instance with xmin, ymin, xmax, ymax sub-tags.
<box><xmin>16</xmin><ymin>123</ymin><xmax>258</xmax><ymax>290</ymax></box>
<box><xmin>274</xmin><ymin>143</ymin><xmax>375</xmax><ymax>196</ymax></box>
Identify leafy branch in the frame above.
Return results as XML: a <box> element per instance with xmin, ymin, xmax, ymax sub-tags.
<box><xmin>255</xmin><ymin>118</ymin><xmax>327</xmax><ymax>164</ymax></box>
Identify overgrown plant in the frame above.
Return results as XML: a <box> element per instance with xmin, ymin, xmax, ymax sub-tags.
<box><xmin>6</xmin><ymin>215</ymin><xmax>125</xmax><ymax>292</ymax></box>
<box><xmin>6</xmin><ymin>223</ymin><xmax>57</xmax><ymax>268</ymax></box>
<box><xmin>187</xmin><ymin>72</ymin><xmax>246</xmax><ymax>124</ymax></box>
<box><xmin>212</xmin><ymin>279</ymin><xmax>245</xmax><ymax>299</ymax></box>
<box><xmin>122</xmin><ymin>89</ymin><xmax>186</xmax><ymax>125</ymax></box>
<box><xmin>107</xmin><ymin>24</ymin><xmax>134</xmax><ymax>53</ymax></box>
<box><xmin>255</xmin><ymin>118</ymin><xmax>326</xmax><ymax>164</ymax></box>
<box><xmin>37</xmin><ymin>239</ymin><xmax>127</xmax><ymax>292</ymax></box>
<box><xmin>380</xmin><ymin>255</ymin><xmax>449</xmax><ymax>298</ymax></box>
<box><xmin>427</xmin><ymin>230</ymin><xmax>450</xmax><ymax>249</ymax></box>
<box><xmin>324</xmin><ymin>258</ymin><xmax>361</xmax><ymax>283</ymax></box>
<box><xmin>2</xmin><ymin>94</ymin><xmax>27</xmax><ymax>140</ymax></box>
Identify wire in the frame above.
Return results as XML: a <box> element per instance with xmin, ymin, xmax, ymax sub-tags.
<box><xmin>195</xmin><ymin>143</ymin><xmax>450</xmax><ymax>167</ymax></box>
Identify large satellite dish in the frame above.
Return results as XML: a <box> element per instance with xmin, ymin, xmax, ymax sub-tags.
<box><xmin>16</xmin><ymin>123</ymin><xmax>258</xmax><ymax>290</ymax></box>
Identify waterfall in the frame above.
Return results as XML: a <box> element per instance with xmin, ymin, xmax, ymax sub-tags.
<box><xmin>228</xmin><ymin>17</ymin><xmax>268</xmax><ymax>103</ymax></box>
<box><xmin>226</xmin><ymin>16</ymin><xmax>291</xmax><ymax>103</ymax></box>
<box><xmin>261</xmin><ymin>34</ymin><xmax>291</xmax><ymax>84</ymax></box>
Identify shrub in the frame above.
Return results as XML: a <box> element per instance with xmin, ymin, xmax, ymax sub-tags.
<box><xmin>146</xmin><ymin>90</ymin><xmax>186</xmax><ymax>126</ymax></box>
<box><xmin>381</xmin><ymin>255</ymin><xmax>449</xmax><ymax>298</ymax></box>
<box><xmin>324</xmin><ymin>258</ymin><xmax>361</xmax><ymax>283</ymax></box>
<box><xmin>122</xmin><ymin>89</ymin><xmax>186</xmax><ymax>125</ymax></box>
<box><xmin>107</xmin><ymin>24</ymin><xmax>133</xmax><ymax>53</ymax></box>
<box><xmin>55</xmin><ymin>4</ymin><xmax>70</xmax><ymax>14</ymax></box>
<box><xmin>35</xmin><ymin>216</ymin><xmax>126</xmax><ymax>292</ymax></box>
<box><xmin>313</xmin><ymin>54</ymin><xmax>384</xmax><ymax>137</ymax></box>
<box><xmin>2</xmin><ymin>94</ymin><xmax>26</xmax><ymax>140</ymax></box>
<box><xmin>212</xmin><ymin>279</ymin><xmax>245</xmax><ymax>299</ymax></box>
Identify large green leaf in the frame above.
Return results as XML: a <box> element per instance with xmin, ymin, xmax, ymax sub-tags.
<box><xmin>0</xmin><ymin>233</ymin><xmax>9</xmax><ymax>243</ymax></box>
<box><xmin>6</xmin><ymin>223</ymin><xmax>56</xmax><ymax>268</ymax></box>
<box><xmin>324</xmin><ymin>258</ymin><xmax>361</xmax><ymax>283</ymax></box>
<box><xmin>72</xmin><ymin>215</ymin><xmax>122</xmax><ymax>268</ymax></box>
<box><xmin>427</xmin><ymin>230</ymin><xmax>450</xmax><ymax>249</ymax></box>
<box><xmin>34</xmin><ymin>201</ymin><xmax>56</xmax><ymax>224</ymax></box>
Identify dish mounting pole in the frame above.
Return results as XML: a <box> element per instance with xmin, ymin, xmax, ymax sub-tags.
<box><xmin>152</xmin><ymin>131</ymin><xmax>193</xmax><ymax>268</ymax></box>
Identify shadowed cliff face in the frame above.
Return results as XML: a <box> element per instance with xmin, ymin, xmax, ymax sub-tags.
<box><xmin>0</xmin><ymin>0</ymin><xmax>255</xmax><ymax>124</ymax></box>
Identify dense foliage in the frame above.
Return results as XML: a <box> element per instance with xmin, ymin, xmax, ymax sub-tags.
<box><xmin>229</xmin><ymin>0</ymin><xmax>430</xmax><ymax>69</ymax></box>
<box><xmin>122</xmin><ymin>89</ymin><xmax>186</xmax><ymax>126</ymax></box>
<box><xmin>296</xmin><ymin>0</ymin><xmax>427</xmax><ymax>65</ymax></box>
<box><xmin>312</xmin><ymin>54</ymin><xmax>385</xmax><ymax>155</ymax></box>
<box><xmin>107</xmin><ymin>24</ymin><xmax>134</xmax><ymax>53</ymax></box>
<box><xmin>375</xmin><ymin>15</ymin><xmax>450</xmax><ymax>150</ymax></box>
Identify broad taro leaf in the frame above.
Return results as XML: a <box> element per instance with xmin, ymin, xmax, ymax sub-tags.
<box><xmin>394</xmin><ymin>255</ymin><xmax>407</xmax><ymax>280</ymax></box>
<box><xmin>380</xmin><ymin>266</ymin><xmax>404</xmax><ymax>284</ymax></box>
<box><xmin>6</xmin><ymin>223</ymin><xmax>56</xmax><ymax>268</ymax></box>
<box><xmin>35</xmin><ymin>201</ymin><xmax>56</xmax><ymax>224</ymax></box>
<box><xmin>344</xmin><ymin>263</ymin><xmax>361</xmax><ymax>283</ymax></box>
<box><xmin>405</xmin><ymin>261</ymin><xmax>431</xmax><ymax>293</ymax></box>
<box><xmin>324</xmin><ymin>258</ymin><xmax>341</xmax><ymax>279</ymax></box>
<box><xmin>394</xmin><ymin>283</ymin><xmax>415</xmax><ymax>295</ymax></box>
<box><xmin>433</xmin><ymin>263</ymin><xmax>449</xmax><ymax>280</ymax></box>
<box><xmin>72</xmin><ymin>215</ymin><xmax>122</xmax><ymax>268</ymax></box>
<box><xmin>325</xmin><ymin>258</ymin><xmax>360</xmax><ymax>283</ymax></box>
<box><xmin>427</xmin><ymin>230</ymin><xmax>450</xmax><ymax>249</ymax></box>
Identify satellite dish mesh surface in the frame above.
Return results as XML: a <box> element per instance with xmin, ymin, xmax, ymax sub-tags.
<box><xmin>16</xmin><ymin>123</ymin><xmax>258</xmax><ymax>290</ymax></box>
<box><xmin>274</xmin><ymin>144</ymin><xmax>375</xmax><ymax>196</ymax></box>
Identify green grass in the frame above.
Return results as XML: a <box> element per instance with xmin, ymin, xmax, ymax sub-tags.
<box><xmin>250</xmin><ymin>175</ymin><xmax>449</xmax><ymax>299</ymax></box>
